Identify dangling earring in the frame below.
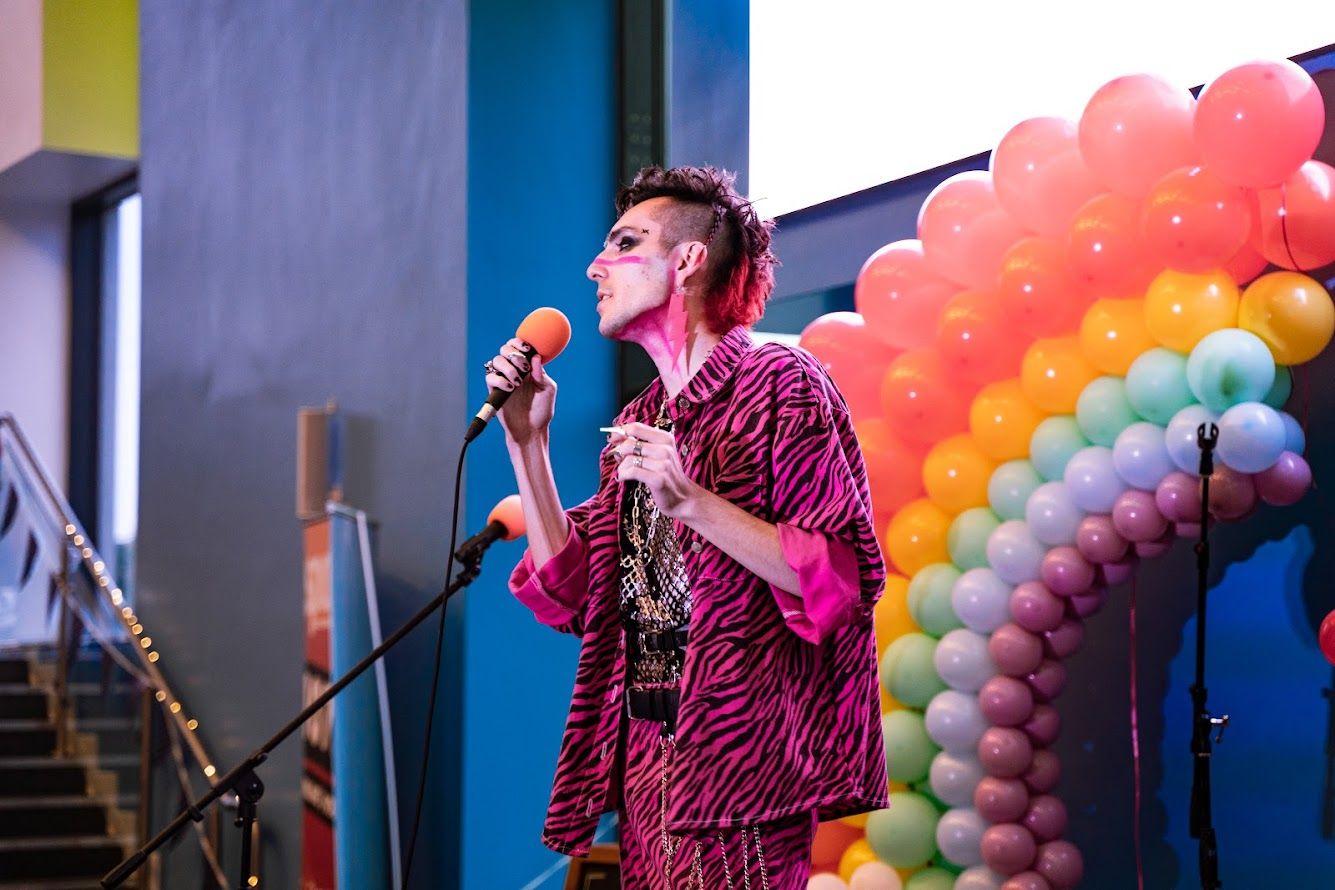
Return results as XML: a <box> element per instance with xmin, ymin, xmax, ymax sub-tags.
<box><xmin>667</xmin><ymin>284</ymin><xmax>688</xmax><ymax>368</ymax></box>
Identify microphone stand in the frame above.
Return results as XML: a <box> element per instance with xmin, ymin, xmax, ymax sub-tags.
<box><xmin>101</xmin><ymin>527</ymin><xmax>508</xmax><ymax>889</ymax></box>
<box><xmin>1189</xmin><ymin>422</ymin><xmax>1226</xmax><ymax>889</ymax></box>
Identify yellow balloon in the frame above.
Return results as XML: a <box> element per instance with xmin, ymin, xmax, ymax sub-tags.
<box><xmin>874</xmin><ymin>574</ymin><xmax>917</xmax><ymax>659</ymax></box>
<box><xmin>883</xmin><ymin>500</ymin><xmax>952</xmax><ymax>576</ymax></box>
<box><xmin>1080</xmin><ymin>298</ymin><xmax>1156</xmax><ymax>374</ymax></box>
<box><xmin>1144</xmin><ymin>269</ymin><xmax>1239</xmax><ymax>352</ymax></box>
<box><xmin>1021</xmin><ymin>337</ymin><xmax>1099</xmax><ymax>414</ymax></box>
<box><xmin>921</xmin><ymin>434</ymin><xmax>996</xmax><ymax>515</ymax></box>
<box><xmin>1239</xmin><ymin>271</ymin><xmax>1335</xmax><ymax>364</ymax></box>
<box><xmin>839</xmin><ymin>839</ymin><xmax>880</xmax><ymax>882</ymax></box>
<box><xmin>840</xmin><ymin>812</ymin><xmax>871</xmax><ymax>830</ymax></box>
<box><xmin>968</xmin><ymin>379</ymin><xmax>1046</xmax><ymax>461</ymax></box>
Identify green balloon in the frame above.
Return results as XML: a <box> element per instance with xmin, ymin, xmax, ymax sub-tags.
<box><xmin>883</xmin><ymin>710</ymin><xmax>939</xmax><ymax>785</ymax></box>
<box><xmin>1076</xmin><ymin>376</ymin><xmax>1141</xmax><ymax>446</ymax></box>
<box><xmin>866</xmin><ymin>792</ymin><xmax>940</xmax><ymax>868</ymax></box>
<box><xmin>988</xmin><ymin>460</ymin><xmax>1042</xmax><ymax>521</ymax></box>
<box><xmin>906</xmin><ymin>867</ymin><xmax>958</xmax><ymax>889</ymax></box>
<box><xmin>947</xmin><ymin>507</ymin><xmax>1001</xmax><ymax>571</ymax></box>
<box><xmin>1029</xmin><ymin>416</ymin><xmax>1090</xmax><ymax>482</ymax></box>
<box><xmin>907</xmin><ymin>564</ymin><xmax>963</xmax><ymax>637</ymax></box>
<box><xmin>1125</xmin><ymin>347</ymin><xmax>1194</xmax><ymax>425</ymax></box>
<box><xmin>879</xmin><ymin>633</ymin><xmax>947</xmax><ymax>708</ymax></box>
<box><xmin>1264</xmin><ymin>365</ymin><xmax>1293</xmax><ymax>409</ymax></box>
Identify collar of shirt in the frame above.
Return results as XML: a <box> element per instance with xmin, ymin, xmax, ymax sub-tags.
<box><xmin>655</xmin><ymin>325</ymin><xmax>756</xmax><ymax>417</ymax></box>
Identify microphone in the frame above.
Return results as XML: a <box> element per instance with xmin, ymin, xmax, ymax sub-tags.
<box><xmin>466</xmin><ymin>307</ymin><xmax>572</xmax><ymax>442</ymax></box>
<box><xmin>454</xmin><ymin>494</ymin><xmax>525</xmax><ymax>560</ymax></box>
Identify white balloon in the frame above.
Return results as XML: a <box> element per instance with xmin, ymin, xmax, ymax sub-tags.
<box><xmin>925</xmin><ymin>689</ymin><xmax>987</xmax><ymax>754</ymax></box>
<box><xmin>929</xmin><ymin>751</ymin><xmax>985</xmax><ymax>808</ymax></box>
<box><xmin>935</xmin><ymin>807</ymin><xmax>987</xmax><ymax>867</ymax></box>
<box><xmin>1025</xmin><ymin>481</ymin><xmax>1084</xmax><ymax>546</ymax></box>
<box><xmin>954</xmin><ymin>865</ymin><xmax>1007</xmax><ymax>890</ymax></box>
<box><xmin>934</xmin><ymin>628</ymin><xmax>998</xmax><ymax>692</ymax></box>
<box><xmin>952</xmin><ymin>568</ymin><xmax>1013</xmax><ymax>633</ymax></box>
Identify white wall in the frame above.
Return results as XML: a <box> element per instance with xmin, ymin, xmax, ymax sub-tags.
<box><xmin>0</xmin><ymin>200</ymin><xmax>69</xmax><ymax>486</ymax></box>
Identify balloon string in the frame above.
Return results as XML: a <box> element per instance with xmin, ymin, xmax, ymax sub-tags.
<box><xmin>1130</xmin><ymin>574</ymin><xmax>1145</xmax><ymax>890</ymax></box>
<box><xmin>1278</xmin><ymin>180</ymin><xmax>1305</xmax><ymax>272</ymax></box>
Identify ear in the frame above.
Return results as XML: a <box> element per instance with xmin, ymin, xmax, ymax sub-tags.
<box><xmin>672</xmin><ymin>240</ymin><xmax>709</xmax><ymax>284</ymax></box>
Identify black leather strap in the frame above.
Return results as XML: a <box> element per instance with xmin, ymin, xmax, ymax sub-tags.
<box><xmin>634</xmin><ymin>624</ymin><xmax>690</xmax><ymax>654</ymax></box>
<box><xmin>626</xmin><ymin>686</ymin><xmax>681</xmax><ymax>728</ymax></box>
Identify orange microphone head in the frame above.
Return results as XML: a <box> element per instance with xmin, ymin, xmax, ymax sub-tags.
<box><xmin>488</xmin><ymin>495</ymin><xmax>525</xmax><ymax>541</ymax></box>
<box><xmin>515</xmin><ymin>307</ymin><xmax>572</xmax><ymax>362</ymax></box>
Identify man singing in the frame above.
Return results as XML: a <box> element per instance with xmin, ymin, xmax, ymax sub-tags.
<box><xmin>485</xmin><ymin>166</ymin><xmax>887</xmax><ymax>888</ymax></box>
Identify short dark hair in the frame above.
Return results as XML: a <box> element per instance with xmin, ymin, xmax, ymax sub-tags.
<box><xmin>615</xmin><ymin>165</ymin><xmax>778</xmax><ymax>332</ymax></box>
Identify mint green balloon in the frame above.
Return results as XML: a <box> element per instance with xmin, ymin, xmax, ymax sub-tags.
<box><xmin>883</xmin><ymin>710</ymin><xmax>939</xmax><ymax>785</ymax></box>
<box><xmin>1263</xmin><ymin>365</ymin><xmax>1292</xmax><ymax>409</ymax></box>
<box><xmin>879</xmin><ymin>633</ymin><xmax>947</xmax><ymax>708</ymax></box>
<box><xmin>947</xmin><ymin>507</ymin><xmax>1001</xmax><ymax>572</ymax></box>
<box><xmin>908</xmin><ymin>564</ymin><xmax>963</xmax><ymax>637</ymax></box>
<box><xmin>1076</xmin><ymin>376</ymin><xmax>1141</xmax><ymax>446</ymax></box>
<box><xmin>1186</xmin><ymin>328</ymin><xmax>1276</xmax><ymax>413</ymax></box>
<box><xmin>1029</xmin><ymin>416</ymin><xmax>1090</xmax><ymax>481</ymax></box>
<box><xmin>988</xmin><ymin>460</ymin><xmax>1042</xmax><ymax>521</ymax></box>
<box><xmin>906</xmin><ymin>867</ymin><xmax>957</xmax><ymax>889</ymax></box>
<box><xmin>1125</xmin><ymin>347</ymin><xmax>1195</xmax><ymax>425</ymax></box>
<box><xmin>866</xmin><ymin>792</ymin><xmax>940</xmax><ymax>868</ymax></box>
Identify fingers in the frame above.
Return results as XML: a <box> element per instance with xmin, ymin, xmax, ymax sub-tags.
<box><xmin>608</xmin><ymin>421</ymin><xmax>672</xmax><ymax>445</ymax></box>
<box><xmin>616</xmin><ymin>455</ymin><xmax>661</xmax><ymax>482</ymax></box>
<box><xmin>486</xmin><ymin>342</ymin><xmax>532</xmax><ymax>391</ymax></box>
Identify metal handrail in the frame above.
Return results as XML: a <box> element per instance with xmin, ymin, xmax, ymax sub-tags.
<box><xmin>0</xmin><ymin>412</ymin><xmax>234</xmax><ymax>887</ymax></box>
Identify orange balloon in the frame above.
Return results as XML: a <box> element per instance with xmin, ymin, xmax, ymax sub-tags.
<box><xmin>936</xmin><ymin>289</ymin><xmax>1028</xmax><ymax>384</ymax></box>
<box><xmin>856</xmin><ymin>240</ymin><xmax>960</xmax><ymax>350</ymax></box>
<box><xmin>840</xmin><ymin>812</ymin><xmax>871</xmax><ymax>830</ymax></box>
<box><xmin>855</xmin><ymin>418</ymin><xmax>927</xmax><ymax>520</ymax></box>
<box><xmin>801</xmin><ymin>312</ymin><xmax>902</xmax><ymax>420</ymax></box>
<box><xmin>812</xmin><ymin>820</ymin><xmax>865</xmax><ymax>872</ymax></box>
<box><xmin>1079</xmin><ymin>298</ymin><xmax>1157</xmax><ymax>374</ymax></box>
<box><xmin>883</xmin><ymin>499</ymin><xmax>952</xmax><ymax>576</ymax></box>
<box><xmin>1255</xmin><ymin>160</ymin><xmax>1335</xmax><ymax>271</ymax></box>
<box><xmin>880</xmin><ymin>351</ymin><xmax>973</xmax><ymax>445</ymax></box>
<box><xmin>922</xmin><ymin>434</ymin><xmax>996</xmax><ymax>514</ymax></box>
<box><xmin>1143</xmin><ymin>269</ymin><xmax>1240</xmax><ymax>351</ymax></box>
<box><xmin>1065</xmin><ymin>192</ymin><xmax>1161</xmax><ymax>299</ymax></box>
<box><xmin>969</xmin><ymin>379</ymin><xmax>1047</xmax><ymax>461</ymax></box>
<box><xmin>997</xmin><ymin>236</ymin><xmax>1091</xmax><ymax>337</ymax></box>
<box><xmin>874</xmin><ymin>574</ymin><xmax>917</xmax><ymax>659</ymax></box>
<box><xmin>1238</xmin><ymin>271</ymin><xmax>1335</xmax><ymax>364</ymax></box>
<box><xmin>839</xmin><ymin>839</ymin><xmax>880</xmax><ymax>883</ymax></box>
<box><xmin>1021</xmin><ymin>336</ymin><xmax>1099</xmax><ymax>413</ymax></box>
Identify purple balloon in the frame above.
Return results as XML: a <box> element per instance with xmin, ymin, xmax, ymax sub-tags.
<box><xmin>1026</xmin><ymin>659</ymin><xmax>1067</xmax><ymax>703</ymax></box>
<box><xmin>1023</xmin><ymin>748</ymin><xmax>1062</xmax><ymax>794</ymax></box>
<box><xmin>1034</xmin><ymin>840</ymin><xmax>1084</xmax><ymax>889</ymax></box>
<box><xmin>1208</xmin><ymin>464</ymin><xmax>1257</xmax><ymax>520</ymax></box>
<box><xmin>1155</xmin><ymin>471</ymin><xmax>1203</xmax><ymax>522</ymax></box>
<box><xmin>1023</xmin><ymin>794</ymin><xmax>1069</xmax><ymax>843</ymax></box>
<box><xmin>1010</xmin><ymin>582</ymin><xmax>1066</xmax><ymax>634</ymax></box>
<box><xmin>1112</xmin><ymin>489</ymin><xmax>1168</xmax><ymax>542</ymax></box>
<box><xmin>1095</xmin><ymin>557</ymin><xmax>1137</xmax><ymax>586</ymax></box>
<box><xmin>1067</xmin><ymin>585</ymin><xmax>1108</xmax><ymax>618</ymax></box>
<box><xmin>990</xmin><ymin>623</ymin><xmax>1045</xmax><ymax>677</ymax></box>
<box><xmin>1255</xmin><ymin>451</ymin><xmax>1312</xmax><ymax>506</ymax></box>
<box><xmin>1039</xmin><ymin>546</ymin><xmax>1095</xmax><ymax>596</ymax></box>
<box><xmin>974</xmin><ymin>775</ymin><xmax>1031</xmax><ymax>823</ymax></box>
<box><xmin>978</xmin><ymin>727</ymin><xmax>1035</xmax><ymax>779</ymax></box>
<box><xmin>1043</xmin><ymin>619</ymin><xmax>1085</xmax><ymax>659</ymax></box>
<box><xmin>1002</xmin><ymin>872</ymin><xmax>1053</xmax><ymax>890</ymax></box>
<box><xmin>981</xmin><ymin>823</ymin><xmax>1038</xmax><ymax>877</ymax></box>
<box><xmin>1074</xmin><ymin>514</ymin><xmax>1129</xmax><ymax>564</ymax></box>
<box><xmin>979</xmin><ymin>676</ymin><xmax>1036</xmax><ymax>727</ymax></box>
<box><xmin>1023</xmin><ymin>704</ymin><xmax>1062</xmax><ymax>748</ymax></box>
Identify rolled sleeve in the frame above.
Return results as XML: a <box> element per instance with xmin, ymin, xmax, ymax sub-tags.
<box><xmin>508</xmin><ymin>521</ymin><xmax>591</xmax><ymax>629</ymax></box>
<box><xmin>769</xmin><ymin>523</ymin><xmax>861</xmax><ymax>644</ymax></box>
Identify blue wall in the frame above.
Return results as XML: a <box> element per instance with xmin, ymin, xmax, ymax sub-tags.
<box><xmin>463</xmin><ymin>2</ymin><xmax>617</xmax><ymax>888</ymax></box>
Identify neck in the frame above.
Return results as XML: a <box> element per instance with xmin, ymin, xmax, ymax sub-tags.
<box><xmin>626</xmin><ymin>304</ymin><xmax>722</xmax><ymax>398</ymax></box>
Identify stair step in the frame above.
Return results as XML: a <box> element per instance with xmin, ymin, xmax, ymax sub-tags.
<box><xmin>0</xmin><ymin>722</ymin><xmax>57</xmax><ymax>758</ymax></box>
<box><xmin>0</xmin><ymin>688</ymin><xmax>48</xmax><ymax>720</ymax></box>
<box><xmin>0</xmin><ymin>661</ymin><xmax>29</xmax><ymax>684</ymax></box>
<box><xmin>0</xmin><ymin>835</ymin><xmax>130</xmax><ymax>882</ymax></box>
<box><xmin>0</xmin><ymin>880</ymin><xmax>139</xmax><ymax>890</ymax></box>
<box><xmin>0</xmin><ymin>798</ymin><xmax>109</xmax><ymax>839</ymax></box>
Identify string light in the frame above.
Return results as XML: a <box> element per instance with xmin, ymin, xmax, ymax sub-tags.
<box><xmin>121</xmin><ymin>607</ymin><xmax>133</xmax><ymax>618</ymax></box>
<box><xmin>147</xmin><ymin>652</ymin><xmax>160</xmax><ymax>663</ymax></box>
<box><xmin>93</xmin><ymin>560</ymin><xmax>104</xmax><ymax>573</ymax></box>
<box><xmin>204</xmin><ymin>765</ymin><xmax>216</xmax><ymax>777</ymax></box>
<box><xmin>81</xmin><ymin>547</ymin><xmax>92</xmax><ymax>558</ymax></box>
<box><xmin>140</xmin><ymin>637</ymin><xmax>152</xmax><ymax>649</ymax></box>
<box><xmin>169</xmin><ymin>702</ymin><xmax>181</xmax><ymax>714</ymax></box>
<box><xmin>187</xmin><ymin>719</ymin><xmax>198</xmax><ymax>731</ymax></box>
<box><xmin>65</xmin><ymin>524</ymin><xmax>75</xmax><ymax>535</ymax></box>
<box><xmin>73</xmin><ymin>535</ymin><xmax>84</xmax><ymax>546</ymax></box>
<box><xmin>155</xmin><ymin>691</ymin><xmax>167</xmax><ymax>702</ymax></box>
<box><xmin>131</xmin><ymin>624</ymin><xmax>143</xmax><ymax>635</ymax></box>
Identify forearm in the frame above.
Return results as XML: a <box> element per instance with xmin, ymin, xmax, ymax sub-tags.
<box><xmin>506</xmin><ymin>433</ymin><xmax>571</xmax><ymax>570</ymax></box>
<box><xmin>677</xmin><ymin>487</ymin><xmax>800</xmax><ymax>593</ymax></box>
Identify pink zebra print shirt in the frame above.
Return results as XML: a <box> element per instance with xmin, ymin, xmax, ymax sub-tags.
<box><xmin>509</xmin><ymin>325</ymin><xmax>889</xmax><ymax>856</ymax></box>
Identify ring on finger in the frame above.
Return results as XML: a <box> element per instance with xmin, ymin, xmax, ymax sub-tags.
<box><xmin>634</xmin><ymin>456</ymin><xmax>643</xmax><ymax>468</ymax></box>
<box><xmin>633</xmin><ymin>442</ymin><xmax>644</xmax><ymax>457</ymax></box>
<box><xmin>483</xmin><ymin>360</ymin><xmax>495</xmax><ymax>373</ymax></box>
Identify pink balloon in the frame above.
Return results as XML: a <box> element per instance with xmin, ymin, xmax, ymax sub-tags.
<box><xmin>1002</xmin><ymin>872</ymin><xmax>1053</xmax><ymax>890</ymax></box>
<box><xmin>1023</xmin><ymin>794</ymin><xmax>1069</xmax><ymax>843</ymax></box>
<box><xmin>808</xmin><ymin>874</ymin><xmax>850</xmax><ymax>890</ymax></box>
<box><xmin>1075</xmin><ymin>514</ymin><xmax>1130</xmax><ymax>564</ymax></box>
<box><xmin>981</xmin><ymin>824</ymin><xmax>1038</xmax><ymax>876</ymax></box>
<box><xmin>1195</xmin><ymin>59</ymin><xmax>1326</xmax><ymax>189</ymax></box>
<box><xmin>979</xmin><ymin>727</ymin><xmax>1035</xmax><ymax>779</ymax></box>
<box><xmin>1080</xmin><ymin>74</ymin><xmax>1198</xmax><ymax>198</ymax></box>
<box><xmin>975</xmin><ymin>775</ymin><xmax>1031</xmax><ymax>823</ymax></box>
<box><xmin>1223</xmin><ymin>240</ymin><xmax>1270</xmax><ymax>286</ymax></box>
<box><xmin>998</xmin><ymin>237</ymin><xmax>1090</xmax><ymax>336</ymax></box>
<box><xmin>1023</xmin><ymin>704</ymin><xmax>1062</xmax><ymax>748</ymax></box>
<box><xmin>1043</xmin><ymin>619</ymin><xmax>1085</xmax><ymax>659</ymax></box>
<box><xmin>1011</xmin><ymin>582</ymin><xmax>1066</xmax><ymax>634</ymax></box>
<box><xmin>1112</xmin><ymin>489</ymin><xmax>1169</xmax><ymax>542</ymax></box>
<box><xmin>1254</xmin><ymin>451</ymin><xmax>1312</xmax><ymax>506</ymax></box>
<box><xmin>1040</xmin><ymin>546</ymin><xmax>1096</xmax><ymax>596</ymax></box>
<box><xmin>980</xmin><ymin>675</ymin><xmax>1037</xmax><ymax>727</ymax></box>
<box><xmin>919</xmin><ymin>171</ymin><xmax>1029</xmax><ymax>290</ymax></box>
<box><xmin>1135</xmin><ymin>525</ymin><xmax>1176</xmax><ymax>559</ymax></box>
<box><xmin>1067</xmin><ymin>585</ymin><xmax>1109</xmax><ymax>618</ymax></box>
<box><xmin>1023</xmin><ymin>749</ymin><xmax>1062</xmax><ymax>794</ymax></box>
<box><xmin>1095</xmin><ymin>557</ymin><xmax>1138</xmax><ymax>586</ymax></box>
<box><xmin>1065</xmin><ymin>193</ymin><xmax>1161</xmax><ymax>298</ymax></box>
<box><xmin>1155</xmin><ymin>471</ymin><xmax>1204</xmax><ymax>522</ymax></box>
<box><xmin>1026</xmin><ymin>659</ymin><xmax>1067</xmax><ymax>704</ymax></box>
<box><xmin>993</xmin><ymin>117</ymin><xmax>1103</xmax><ymax>236</ymax></box>
<box><xmin>1034</xmin><ymin>840</ymin><xmax>1085</xmax><ymax>889</ymax></box>
<box><xmin>1207</xmin><ymin>465</ymin><xmax>1258</xmax><ymax>520</ymax></box>
<box><xmin>1142</xmin><ymin>166</ymin><xmax>1253</xmax><ymax>273</ymax></box>
<box><xmin>990</xmin><ymin>623</ymin><xmax>1046</xmax><ymax>677</ymax></box>
<box><xmin>855</xmin><ymin>239</ymin><xmax>959</xmax><ymax>350</ymax></box>
<box><xmin>1255</xmin><ymin>160</ymin><xmax>1335</xmax><ymax>270</ymax></box>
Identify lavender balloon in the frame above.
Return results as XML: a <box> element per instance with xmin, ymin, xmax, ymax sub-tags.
<box><xmin>989</xmin><ymin>623</ymin><xmax>1045</xmax><ymax>677</ymax></box>
<box><xmin>937</xmin><ymin>807</ymin><xmax>989</xmax><ymax>867</ymax></box>
<box><xmin>1039</xmin><ymin>546</ymin><xmax>1095</xmax><ymax>596</ymax></box>
<box><xmin>1063</xmin><ymin>446</ymin><xmax>1125</xmax><ymax>513</ymax></box>
<box><xmin>1280</xmin><ymin>411</ymin><xmax>1306</xmax><ymax>454</ymax></box>
<box><xmin>987</xmin><ymin>520</ymin><xmax>1047</xmax><ymax>584</ymax></box>
<box><xmin>931</xmin><ymin>751</ymin><xmax>988</xmax><ymax>808</ymax></box>
<box><xmin>936</xmin><ymin>628</ymin><xmax>999</xmax><ymax>692</ymax></box>
<box><xmin>953</xmin><ymin>568</ymin><xmax>1016</xmax><ymax>634</ymax></box>
<box><xmin>1154</xmin><ymin>471</ymin><xmax>1203</xmax><ymax>522</ymax></box>
<box><xmin>1255</xmin><ymin>451</ymin><xmax>1312</xmax><ymax>506</ymax></box>
<box><xmin>1165</xmin><ymin>404</ymin><xmax>1219</xmax><ymax>473</ymax></box>
<box><xmin>926</xmin><ymin>689</ymin><xmax>989</xmax><ymax>755</ymax></box>
<box><xmin>1025</xmin><ymin>482</ymin><xmax>1084</xmax><ymax>546</ymax></box>
<box><xmin>1010</xmin><ymin>582</ymin><xmax>1065</xmax><ymax>634</ymax></box>
<box><xmin>1112</xmin><ymin>421</ymin><xmax>1175</xmax><ymax>490</ymax></box>
<box><xmin>1216</xmin><ymin>401</ymin><xmax>1286</xmax><ymax>472</ymax></box>
<box><xmin>1075</xmin><ymin>514</ymin><xmax>1129</xmax><ymax>563</ymax></box>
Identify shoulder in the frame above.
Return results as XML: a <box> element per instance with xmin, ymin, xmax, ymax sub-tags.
<box><xmin>737</xmin><ymin>339</ymin><xmax>847</xmax><ymax>414</ymax></box>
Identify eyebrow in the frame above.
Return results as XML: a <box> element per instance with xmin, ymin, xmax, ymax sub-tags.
<box><xmin>604</xmin><ymin>225</ymin><xmax>651</xmax><ymax>245</ymax></box>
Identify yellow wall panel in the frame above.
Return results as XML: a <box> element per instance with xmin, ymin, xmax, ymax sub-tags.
<box><xmin>42</xmin><ymin>0</ymin><xmax>138</xmax><ymax>158</ymax></box>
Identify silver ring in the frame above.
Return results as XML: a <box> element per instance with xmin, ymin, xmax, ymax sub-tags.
<box><xmin>484</xmin><ymin>360</ymin><xmax>495</xmax><ymax>374</ymax></box>
<box><xmin>633</xmin><ymin>442</ymin><xmax>644</xmax><ymax>457</ymax></box>
<box><xmin>634</xmin><ymin>456</ymin><xmax>643</xmax><ymax>468</ymax></box>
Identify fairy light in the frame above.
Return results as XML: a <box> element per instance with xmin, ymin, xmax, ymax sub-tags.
<box><xmin>121</xmin><ymin>607</ymin><xmax>133</xmax><ymax>619</ymax></box>
<box><xmin>131</xmin><ymin>624</ymin><xmax>143</xmax><ymax>635</ymax></box>
<box><xmin>140</xmin><ymin>637</ymin><xmax>152</xmax><ymax>649</ymax></box>
<box><xmin>169</xmin><ymin>702</ymin><xmax>181</xmax><ymax>714</ymax></box>
<box><xmin>155</xmin><ymin>690</ymin><xmax>167</xmax><ymax>702</ymax></box>
<box><xmin>93</xmin><ymin>560</ymin><xmax>104</xmax><ymax>573</ymax></box>
<box><xmin>147</xmin><ymin>652</ymin><xmax>160</xmax><ymax>663</ymax></box>
<box><xmin>187</xmin><ymin>719</ymin><xmax>198</xmax><ymax>731</ymax></box>
<box><xmin>204</xmin><ymin>764</ymin><xmax>216</xmax><ymax>777</ymax></box>
<box><xmin>110</xmin><ymin>589</ymin><xmax>123</xmax><ymax>605</ymax></box>
<box><xmin>81</xmin><ymin>547</ymin><xmax>92</xmax><ymax>558</ymax></box>
<box><xmin>65</xmin><ymin>524</ymin><xmax>75</xmax><ymax>535</ymax></box>
<box><xmin>73</xmin><ymin>535</ymin><xmax>84</xmax><ymax>546</ymax></box>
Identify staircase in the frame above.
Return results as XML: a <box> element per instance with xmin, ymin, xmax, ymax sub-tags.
<box><xmin>0</xmin><ymin>648</ymin><xmax>142</xmax><ymax>889</ymax></box>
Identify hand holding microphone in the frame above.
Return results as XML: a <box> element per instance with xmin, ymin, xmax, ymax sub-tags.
<box><xmin>472</xmin><ymin>307</ymin><xmax>572</xmax><ymax>443</ymax></box>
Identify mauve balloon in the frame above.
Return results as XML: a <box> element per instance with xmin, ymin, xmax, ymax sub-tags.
<box><xmin>1023</xmin><ymin>748</ymin><xmax>1062</xmax><ymax>793</ymax></box>
<box><xmin>979</xmin><ymin>676</ymin><xmax>1036</xmax><ymax>727</ymax></box>
<box><xmin>1095</xmin><ymin>557</ymin><xmax>1137</xmax><ymax>586</ymax></box>
<box><xmin>1155</xmin><ymin>471</ymin><xmax>1203</xmax><ymax>522</ymax></box>
<box><xmin>1034</xmin><ymin>839</ymin><xmax>1084</xmax><ymax>889</ymax></box>
<box><xmin>1207</xmin><ymin>464</ymin><xmax>1257</xmax><ymax>520</ymax></box>
<box><xmin>1112</xmin><ymin>488</ymin><xmax>1169</xmax><ymax>542</ymax></box>
<box><xmin>1066</xmin><ymin>586</ymin><xmax>1108</xmax><ymax>618</ymax></box>
<box><xmin>1176</xmin><ymin>520</ymin><xmax>1202</xmax><ymax>538</ymax></box>
<box><xmin>1074</xmin><ymin>514</ymin><xmax>1129</xmax><ymax>564</ymax></box>
<box><xmin>989</xmin><ymin>623</ymin><xmax>1045</xmax><ymax>676</ymax></box>
<box><xmin>978</xmin><ymin>727</ymin><xmax>1034</xmax><ymax>778</ymax></box>
<box><xmin>1255</xmin><ymin>450</ymin><xmax>1312</xmax><ymax>506</ymax></box>
<box><xmin>1002</xmin><ymin>872</ymin><xmax>1052</xmax><ymax>890</ymax></box>
<box><xmin>1039</xmin><ymin>546</ymin><xmax>1095</xmax><ymax>596</ymax></box>
<box><xmin>1010</xmin><ymin>582</ymin><xmax>1065</xmax><ymax>634</ymax></box>
<box><xmin>1022</xmin><ymin>704</ymin><xmax>1061</xmax><ymax>747</ymax></box>
<box><xmin>1022</xmin><ymin>794</ymin><xmax>1068</xmax><ymax>842</ymax></box>
<box><xmin>1026</xmin><ymin>659</ymin><xmax>1067</xmax><ymax>702</ymax></box>
<box><xmin>980</xmin><ymin>823</ymin><xmax>1038</xmax><ymax>876</ymax></box>
<box><xmin>1043</xmin><ymin>619</ymin><xmax>1085</xmax><ymax>659</ymax></box>
<box><xmin>974</xmin><ymin>775</ymin><xmax>1030</xmax><ymax>823</ymax></box>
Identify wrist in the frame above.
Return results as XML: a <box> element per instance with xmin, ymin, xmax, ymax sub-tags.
<box><xmin>673</xmin><ymin>483</ymin><xmax>712</xmax><ymax>527</ymax></box>
<box><xmin>506</xmin><ymin>427</ymin><xmax>550</xmax><ymax>454</ymax></box>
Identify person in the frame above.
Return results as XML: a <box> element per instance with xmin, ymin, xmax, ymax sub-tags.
<box><xmin>485</xmin><ymin>166</ymin><xmax>887</xmax><ymax>889</ymax></box>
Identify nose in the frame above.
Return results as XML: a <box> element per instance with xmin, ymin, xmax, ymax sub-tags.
<box><xmin>586</xmin><ymin>257</ymin><xmax>606</xmax><ymax>282</ymax></box>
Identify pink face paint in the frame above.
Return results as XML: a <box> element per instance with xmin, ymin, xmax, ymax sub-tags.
<box><xmin>592</xmin><ymin>256</ymin><xmax>645</xmax><ymax>266</ymax></box>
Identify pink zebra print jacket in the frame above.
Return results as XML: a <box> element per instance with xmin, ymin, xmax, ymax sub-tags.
<box><xmin>509</xmin><ymin>325</ymin><xmax>889</xmax><ymax>856</ymax></box>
